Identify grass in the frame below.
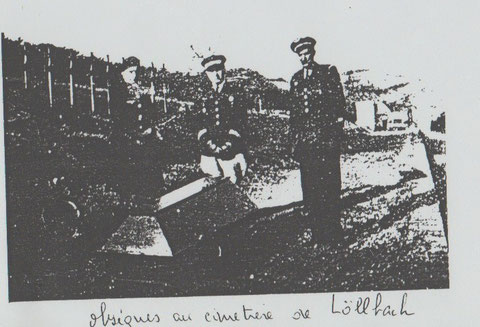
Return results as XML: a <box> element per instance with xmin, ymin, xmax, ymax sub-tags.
<box><xmin>4</xmin><ymin>84</ymin><xmax>448</xmax><ymax>301</ymax></box>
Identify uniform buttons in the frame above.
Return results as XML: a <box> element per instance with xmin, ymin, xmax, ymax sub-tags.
<box><xmin>215</xmin><ymin>100</ymin><xmax>219</xmax><ymax>105</ymax></box>
<box><xmin>215</xmin><ymin>107</ymin><xmax>219</xmax><ymax>112</ymax></box>
<box><xmin>202</xmin><ymin>108</ymin><xmax>206</xmax><ymax>113</ymax></box>
<box><xmin>304</xmin><ymin>88</ymin><xmax>308</xmax><ymax>92</ymax></box>
<box><xmin>304</xmin><ymin>95</ymin><xmax>308</xmax><ymax>99</ymax></box>
<box><xmin>216</xmin><ymin>121</ymin><xmax>220</xmax><ymax>126</ymax></box>
<box><xmin>215</xmin><ymin>114</ymin><xmax>219</xmax><ymax>118</ymax></box>
<box><xmin>304</xmin><ymin>101</ymin><xmax>308</xmax><ymax>106</ymax></box>
<box><xmin>304</xmin><ymin>108</ymin><xmax>309</xmax><ymax>113</ymax></box>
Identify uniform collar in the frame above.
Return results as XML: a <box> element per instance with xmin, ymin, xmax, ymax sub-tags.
<box><xmin>211</xmin><ymin>80</ymin><xmax>226</xmax><ymax>93</ymax></box>
<box><xmin>303</xmin><ymin>62</ymin><xmax>319</xmax><ymax>79</ymax></box>
<box><xmin>303</xmin><ymin>67</ymin><xmax>312</xmax><ymax>79</ymax></box>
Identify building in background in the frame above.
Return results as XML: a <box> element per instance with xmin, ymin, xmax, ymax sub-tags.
<box><xmin>354</xmin><ymin>100</ymin><xmax>411</xmax><ymax>132</ymax></box>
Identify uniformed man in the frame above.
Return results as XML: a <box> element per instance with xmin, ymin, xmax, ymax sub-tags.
<box><xmin>111</xmin><ymin>56</ymin><xmax>159</xmax><ymax>143</ymax></box>
<box><xmin>196</xmin><ymin>55</ymin><xmax>247</xmax><ymax>184</ymax></box>
<box><xmin>110</xmin><ymin>56</ymin><xmax>164</xmax><ymax>208</ymax></box>
<box><xmin>289</xmin><ymin>37</ymin><xmax>353</xmax><ymax>244</ymax></box>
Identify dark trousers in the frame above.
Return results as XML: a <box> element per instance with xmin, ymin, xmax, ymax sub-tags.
<box><xmin>299</xmin><ymin>147</ymin><xmax>342</xmax><ymax>237</ymax></box>
<box><xmin>115</xmin><ymin>138</ymin><xmax>165</xmax><ymax>200</ymax></box>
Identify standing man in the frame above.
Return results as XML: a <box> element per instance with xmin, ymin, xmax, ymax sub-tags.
<box><xmin>289</xmin><ymin>37</ymin><xmax>352</xmax><ymax>244</ymax></box>
<box><xmin>110</xmin><ymin>56</ymin><xmax>164</xmax><ymax>209</ymax></box>
<box><xmin>196</xmin><ymin>55</ymin><xmax>247</xmax><ymax>184</ymax></box>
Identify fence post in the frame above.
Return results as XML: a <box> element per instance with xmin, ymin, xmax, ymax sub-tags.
<box><xmin>47</xmin><ymin>46</ymin><xmax>53</xmax><ymax>108</ymax></box>
<box><xmin>106</xmin><ymin>55</ymin><xmax>111</xmax><ymax>115</ymax></box>
<box><xmin>150</xmin><ymin>62</ymin><xmax>155</xmax><ymax>104</ymax></box>
<box><xmin>162</xmin><ymin>83</ymin><xmax>168</xmax><ymax>114</ymax></box>
<box><xmin>89</xmin><ymin>52</ymin><xmax>95</xmax><ymax>113</ymax></box>
<box><xmin>69</xmin><ymin>53</ymin><xmax>74</xmax><ymax>108</ymax></box>
<box><xmin>23</xmin><ymin>44</ymin><xmax>28</xmax><ymax>89</ymax></box>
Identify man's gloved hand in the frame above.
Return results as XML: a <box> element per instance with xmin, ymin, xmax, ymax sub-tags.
<box><xmin>221</xmin><ymin>141</ymin><xmax>233</xmax><ymax>151</ymax></box>
<box><xmin>213</xmin><ymin>141</ymin><xmax>233</xmax><ymax>156</ymax></box>
<box><xmin>206</xmin><ymin>140</ymin><xmax>218</xmax><ymax>154</ymax></box>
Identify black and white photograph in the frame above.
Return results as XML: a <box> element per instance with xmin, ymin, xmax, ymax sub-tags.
<box><xmin>0</xmin><ymin>4</ymin><xmax>472</xmax><ymax>327</ymax></box>
<box><xmin>1</xmin><ymin>0</ymin><xmax>455</xmax><ymax>305</ymax></box>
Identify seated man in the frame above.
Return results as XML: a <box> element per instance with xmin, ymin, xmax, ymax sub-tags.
<box><xmin>196</xmin><ymin>55</ymin><xmax>247</xmax><ymax>184</ymax></box>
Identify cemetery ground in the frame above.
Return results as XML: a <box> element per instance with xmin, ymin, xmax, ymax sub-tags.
<box><xmin>4</xmin><ymin>87</ymin><xmax>448</xmax><ymax>301</ymax></box>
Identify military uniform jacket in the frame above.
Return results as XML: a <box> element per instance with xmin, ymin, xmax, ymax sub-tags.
<box><xmin>195</xmin><ymin>82</ymin><xmax>246</xmax><ymax>160</ymax></box>
<box><xmin>289</xmin><ymin>62</ymin><xmax>348</xmax><ymax>159</ymax></box>
<box><xmin>111</xmin><ymin>79</ymin><xmax>156</xmax><ymax>146</ymax></box>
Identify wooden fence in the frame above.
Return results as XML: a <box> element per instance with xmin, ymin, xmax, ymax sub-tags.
<box><xmin>1</xmin><ymin>33</ymin><xmax>177</xmax><ymax>116</ymax></box>
<box><xmin>2</xmin><ymin>34</ymin><xmax>296</xmax><ymax>119</ymax></box>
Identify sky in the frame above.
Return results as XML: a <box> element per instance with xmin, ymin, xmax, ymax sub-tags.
<box><xmin>2</xmin><ymin>3</ymin><xmax>480</xmax><ymax>322</ymax></box>
<box><xmin>1</xmin><ymin>0</ymin><xmax>478</xmax><ymax>110</ymax></box>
